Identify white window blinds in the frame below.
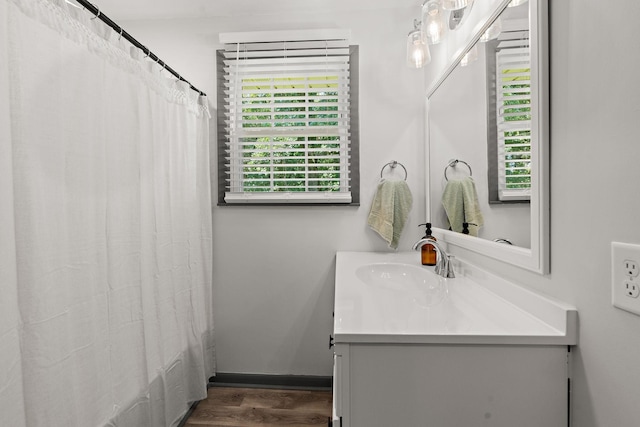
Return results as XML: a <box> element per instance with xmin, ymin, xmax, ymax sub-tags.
<box><xmin>496</xmin><ymin>40</ymin><xmax>531</xmax><ymax>201</ymax></box>
<box><xmin>220</xmin><ymin>35</ymin><xmax>354</xmax><ymax>204</ymax></box>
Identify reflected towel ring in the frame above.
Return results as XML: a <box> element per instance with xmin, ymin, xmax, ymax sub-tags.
<box><xmin>494</xmin><ymin>238</ymin><xmax>513</xmax><ymax>245</ymax></box>
<box><xmin>380</xmin><ymin>161</ymin><xmax>408</xmax><ymax>181</ymax></box>
<box><xmin>444</xmin><ymin>159</ymin><xmax>472</xmax><ymax>181</ymax></box>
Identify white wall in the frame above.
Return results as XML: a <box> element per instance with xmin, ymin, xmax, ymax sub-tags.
<box><xmin>122</xmin><ymin>0</ymin><xmax>640</xmax><ymax>425</ymax></box>
<box><xmin>122</xmin><ymin>5</ymin><xmax>427</xmax><ymax>376</ymax></box>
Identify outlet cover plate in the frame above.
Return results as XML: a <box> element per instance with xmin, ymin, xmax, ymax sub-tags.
<box><xmin>612</xmin><ymin>242</ymin><xmax>640</xmax><ymax>316</ymax></box>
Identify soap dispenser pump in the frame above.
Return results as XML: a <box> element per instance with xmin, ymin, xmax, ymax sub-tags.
<box><xmin>418</xmin><ymin>223</ymin><xmax>437</xmax><ymax>266</ymax></box>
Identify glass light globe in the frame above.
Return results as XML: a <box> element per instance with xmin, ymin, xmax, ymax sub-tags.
<box><xmin>421</xmin><ymin>1</ymin><xmax>445</xmax><ymax>45</ymax></box>
<box><xmin>442</xmin><ymin>0</ymin><xmax>469</xmax><ymax>11</ymax></box>
<box><xmin>406</xmin><ymin>29</ymin><xmax>431</xmax><ymax>68</ymax></box>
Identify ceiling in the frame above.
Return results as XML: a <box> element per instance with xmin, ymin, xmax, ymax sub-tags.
<box><xmin>91</xmin><ymin>0</ymin><xmax>419</xmax><ymax>21</ymax></box>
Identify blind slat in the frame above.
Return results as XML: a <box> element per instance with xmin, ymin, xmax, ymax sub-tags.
<box><xmin>222</xmin><ymin>38</ymin><xmax>349</xmax><ymax>52</ymax></box>
<box><xmin>224</xmin><ymin>55</ymin><xmax>349</xmax><ymax>66</ymax></box>
<box><xmin>225</xmin><ymin>129</ymin><xmax>350</xmax><ymax>137</ymax></box>
<box><xmin>226</xmin><ymin>104</ymin><xmax>350</xmax><ymax>112</ymax></box>
<box><xmin>222</xmin><ymin>48</ymin><xmax>351</xmax><ymax>59</ymax></box>
<box><xmin>224</xmin><ymin>66</ymin><xmax>350</xmax><ymax>76</ymax></box>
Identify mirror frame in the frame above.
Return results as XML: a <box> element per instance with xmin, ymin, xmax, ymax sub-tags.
<box><xmin>425</xmin><ymin>0</ymin><xmax>549</xmax><ymax>274</ymax></box>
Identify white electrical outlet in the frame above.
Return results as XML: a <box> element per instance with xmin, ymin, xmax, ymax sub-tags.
<box><xmin>624</xmin><ymin>259</ymin><xmax>639</xmax><ymax>277</ymax></box>
<box><xmin>624</xmin><ymin>280</ymin><xmax>640</xmax><ymax>298</ymax></box>
<box><xmin>612</xmin><ymin>242</ymin><xmax>640</xmax><ymax>315</ymax></box>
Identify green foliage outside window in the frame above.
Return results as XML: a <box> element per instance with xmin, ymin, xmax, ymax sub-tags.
<box><xmin>501</xmin><ymin>67</ymin><xmax>531</xmax><ymax>190</ymax></box>
<box><xmin>239</xmin><ymin>76</ymin><xmax>344</xmax><ymax>192</ymax></box>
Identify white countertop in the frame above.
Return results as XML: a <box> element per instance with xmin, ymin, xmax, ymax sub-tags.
<box><xmin>334</xmin><ymin>251</ymin><xmax>577</xmax><ymax>345</ymax></box>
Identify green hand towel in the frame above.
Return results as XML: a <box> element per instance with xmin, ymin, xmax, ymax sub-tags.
<box><xmin>367</xmin><ymin>180</ymin><xmax>413</xmax><ymax>249</ymax></box>
<box><xmin>441</xmin><ymin>177</ymin><xmax>484</xmax><ymax>237</ymax></box>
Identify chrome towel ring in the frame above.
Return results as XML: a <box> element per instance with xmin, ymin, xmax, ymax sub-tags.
<box><xmin>380</xmin><ymin>161</ymin><xmax>408</xmax><ymax>181</ymax></box>
<box><xmin>444</xmin><ymin>159</ymin><xmax>472</xmax><ymax>181</ymax></box>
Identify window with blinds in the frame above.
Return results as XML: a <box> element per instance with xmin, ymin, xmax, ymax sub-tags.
<box><xmin>217</xmin><ymin>36</ymin><xmax>358</xmax><ymax>205</ymax></box>
<box><xmin>495</xmin><ymin>40</ymin><xmax>531</xmax><ymax>201</ymax></box>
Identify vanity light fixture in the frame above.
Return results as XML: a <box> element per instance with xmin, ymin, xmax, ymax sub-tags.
<box><xmin>406</xmin><ymin>19</ymin><xmax>431</xmax><ymax>68</ymax></box>
<box><xmin>421</xmin><ymin>0</ymin><xmax>445</xmax><ymax>45</ymax></box>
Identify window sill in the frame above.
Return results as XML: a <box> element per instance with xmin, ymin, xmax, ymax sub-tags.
<box><xmin>217</xmin><ymin>202</ymin><xmax>360</xmax><ymax>207</ymax></box>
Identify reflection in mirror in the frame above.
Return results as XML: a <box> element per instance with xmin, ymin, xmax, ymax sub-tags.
<box><xmin>448</xmin><ymin>5</ymin><xmax>472</xmax><ymax>30</ymax></box>
<box><xmin>429</xmin><ymin>2</ymin><xmax>530</xmax><ymax>246</ymax></box>
<box><xmin>427</xmin><ymin>0</ymin><xmax>548</xmax><ymax>273</ymax></box>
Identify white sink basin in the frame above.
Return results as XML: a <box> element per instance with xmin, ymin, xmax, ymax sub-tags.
<box><xmin>334</xmin><ymin>251</ymin><xmax>578</xmax><ymax>344</ymax></box>
<box><xmin>355</xmin><ymin>262</ymin><xmax>448</xmax><ymax>307</ymax></box>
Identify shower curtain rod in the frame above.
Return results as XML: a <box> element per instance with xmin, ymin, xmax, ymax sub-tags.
<box><xmin>72</xmin><ymin>0</ymin><xmax>206</xmax><ymax>96</ymax></box>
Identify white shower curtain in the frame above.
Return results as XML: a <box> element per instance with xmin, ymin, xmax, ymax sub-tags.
<box><xmin>0</xmin><ymin>0</ymin><xmax>214</xmax><ymax>426</ymax></box>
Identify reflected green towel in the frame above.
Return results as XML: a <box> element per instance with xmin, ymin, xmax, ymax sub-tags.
<box><xmin>367</xmin><ymin>180</ymin><xmax>413</xmax><ymax>249</ymax></box>
<box><xmin>441</xmin><ymin>177</ymin><xmax>484</xmax><ymax>236</ymax></box>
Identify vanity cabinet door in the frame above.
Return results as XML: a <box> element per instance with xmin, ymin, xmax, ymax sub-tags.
<box><xmin>346</xmin><ymin>344</ymin><xmax>568</xmax><ymax>427</ymax></box>
<box><xmin>331</xmin><ymin>353</ymin><xmax>340</xmax><ymax>426</ymax></box>
<box><xmin>332</xmin><ymin>344</ymin><xmax>350</xmax><ymax>427</ymax></box>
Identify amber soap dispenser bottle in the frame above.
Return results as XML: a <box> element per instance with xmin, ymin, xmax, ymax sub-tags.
<box><xmin>419</xmin><ymin>223</ymin><xmax>437</xmax><ymax>266</ymax></box>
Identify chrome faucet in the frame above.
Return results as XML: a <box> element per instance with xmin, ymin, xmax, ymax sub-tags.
<box><xmin>412</xmin><ymin>237</ymin><xmax>455</xmax><ymax>278</ymax></box>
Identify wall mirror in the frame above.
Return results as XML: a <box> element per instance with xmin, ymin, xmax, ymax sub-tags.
<box><xmin>426</xmin><ymin>0</ymin><xmax>549</xmax><ymax>274</ymax></box>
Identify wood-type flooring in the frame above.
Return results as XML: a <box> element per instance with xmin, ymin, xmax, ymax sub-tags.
<box><xmin>183</xmin><ymin>386</ymin><xmax>332</xmax><ymax>426</ymax></box>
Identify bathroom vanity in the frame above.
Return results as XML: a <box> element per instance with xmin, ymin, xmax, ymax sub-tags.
<box><xmin>331</xmin><ymin>251</ymin><xmax>577</xmax><ymax>427</ymax></box>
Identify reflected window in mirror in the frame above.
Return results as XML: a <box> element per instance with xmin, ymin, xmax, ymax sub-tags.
<box><xmin>426</xmin><ymin>0</ymin><xmax>549</xmax><ymax>273</ymax></box>
<box><xmin>486</xmin><ymin>20</ymin><xmax>531</xmax><ymax>203</ymax></box>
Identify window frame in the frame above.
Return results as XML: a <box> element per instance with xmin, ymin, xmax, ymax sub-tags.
<box><xmin>216</xmin><ymin>45</ymin><xmax>360</xmax><ymax>206</ymax></box>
